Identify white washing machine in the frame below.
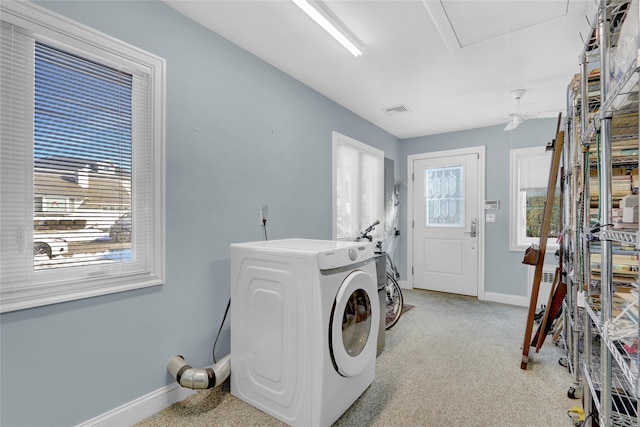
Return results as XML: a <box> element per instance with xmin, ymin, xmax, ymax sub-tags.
<box><xmin>230</xmin><ymin>238</ymin><xmax>379</xmax><ymax>427</ymax></box>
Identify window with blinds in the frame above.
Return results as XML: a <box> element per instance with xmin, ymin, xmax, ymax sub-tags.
<box><xmin>332</xmin><ymin>132</ymin><xmax>384</xmax><ymax>241</ymax></box>
<box><xmin>509</xmin><ymin>147</ymin><xmax>560</xmax><ymax>250</ymax></box>
<box><xmin>33</xmin><ymin>41</ymin><xmax>134</xmax><ymax>269</ymax></box>
<box><xmin>0</xmin><ymin>1</ymin><xmax>166</xmax><ymax>312</ymax></box>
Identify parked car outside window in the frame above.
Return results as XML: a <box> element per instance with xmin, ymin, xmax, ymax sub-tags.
<box><xmin>33</xmin><ymin>237</ymin><xmax>68</xmax><ymax>259</ymax></box>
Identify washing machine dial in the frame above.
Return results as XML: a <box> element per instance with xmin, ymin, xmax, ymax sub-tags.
<box><xmin>348</xmin><ymin>248</ymin><xmax>358</xmax><ymax>261</ymax></box>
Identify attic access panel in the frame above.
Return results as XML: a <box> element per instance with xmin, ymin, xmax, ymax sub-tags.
<box><xmin>441</xmin><ymin>0</ymin><xmax>569</xmax><ymax>47</ymax></box>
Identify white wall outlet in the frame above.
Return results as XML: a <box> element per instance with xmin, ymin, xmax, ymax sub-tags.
<box><xmin>486</xmin><ymin>213</ymin><xmax>496</xmax><ymax>223</ymax></box>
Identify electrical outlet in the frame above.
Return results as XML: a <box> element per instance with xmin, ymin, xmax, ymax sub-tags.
<box><xmin>486</xmin><ymin>213</ymin><xmax>496</xmax><ymax>223</ymax></box>
<box><xmin>260</xmin><ymin>205</ymin><xmax>268</xmax><ymax>225</ymax></box>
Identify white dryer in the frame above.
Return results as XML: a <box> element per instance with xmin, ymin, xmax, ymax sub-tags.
<box><xmin>230</xmin><ymin>239</ymin><xmax>379</xmax><ymax>427</ymax></box>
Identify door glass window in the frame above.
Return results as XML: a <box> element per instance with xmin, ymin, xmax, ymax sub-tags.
<box><xmin>425</xmin><ymin>165</ymin><xmax>464</xmax><ymax>227</ymax></box>
<box><xmin>341</xmin><ymin>289</ymin><xmax>372</xmax><ymax>357</ymax></box>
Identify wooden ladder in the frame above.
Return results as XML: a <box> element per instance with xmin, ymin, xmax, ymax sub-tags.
<box><xmin>520</xmin><ymin>114</ymin><xmax>564</xmax><ymax>370</ymax></box>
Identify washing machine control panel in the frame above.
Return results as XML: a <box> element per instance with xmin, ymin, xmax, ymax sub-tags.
<box><xmin>317</xmin><ymin>242</ymin><xmax>374</xmax><ymax>271</ymax></box>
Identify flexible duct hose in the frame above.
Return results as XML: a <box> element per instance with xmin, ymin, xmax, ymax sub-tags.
<box><xmin>167</xmin><ymin>354</ymin><xmax>230</xmax><ymax>390</ymax></box>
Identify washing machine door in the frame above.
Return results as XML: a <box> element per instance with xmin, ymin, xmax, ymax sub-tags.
<box><xmin>330</xmin><ymin>269</ymin><xmax>377</xmax><ymax>377</ymax></box>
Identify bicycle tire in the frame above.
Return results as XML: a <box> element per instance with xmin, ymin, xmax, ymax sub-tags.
<box><xmin>384</xmin><ymin>272</ymin><xmax>403</xmax><ymax>330</ymax></box>
<box><xmin>386</xmin><ymin>253</ymin><xmax>400</xmax><ymax>281</ymax></box>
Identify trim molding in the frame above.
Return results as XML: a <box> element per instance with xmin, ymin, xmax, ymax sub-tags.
<box><xmin>483</xmin><ymin>291</ymin><xmax>528</xmax><ymax>307</ymax></box>
<box><xmin>402</xmin><ymin>286</ymin><xmax>528</xmax><ymax>307</ymax></box>
<box><xmin>0</xmin><ymin>0</ymin><xmax>167</xmax><ymax>314</ymax></box>
<box><xmin>76</xmin><ymin>383</ymin><xmax>195</xmax><ymax>427</ymax></box>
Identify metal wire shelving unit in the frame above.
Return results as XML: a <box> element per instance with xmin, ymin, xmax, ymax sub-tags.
<box><xmin>564</xmin><ymin>1</ymin><xmax>639</xmax><ymax>425</ymax></box>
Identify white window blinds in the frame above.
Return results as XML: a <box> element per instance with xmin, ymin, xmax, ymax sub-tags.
<box><xmin>516</xmin><ymin>149</ymin><xmax>553</xmax><ymax>191</ymax></box>
<box><xmin>0</xmin><ymin>2</ymin><xmax>165</xmax><ymax>312</ymax></box>
<box><xmin>335</xmin><ymin>143</ymin><xmax>358</xmax><ymax>239</ymax></box>
<box><xmin>509</xmin><ymin>146</ymin><xmax>559</xmax><ymax>250</ymax></box>
<box><xmin>333</xmin><ymin>132</ymin><xmax>384</xmax><ymax>240</ymax></box>
<box><xmin>33</xmin><ymin>41</ymin><xmax>135</xmax><ymax>268</ymax></box>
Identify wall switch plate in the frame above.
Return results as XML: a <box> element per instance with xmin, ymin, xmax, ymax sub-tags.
<box><xmin>486</xmin><ymin>213</ymin><xmax>496</xmax><ymax>223</ymax></box>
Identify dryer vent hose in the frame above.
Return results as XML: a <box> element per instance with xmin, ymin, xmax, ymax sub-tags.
<box><xmin>167</xmin><ymin>354</ymin><xmax>230</xmax><ymax>390</ymax></box>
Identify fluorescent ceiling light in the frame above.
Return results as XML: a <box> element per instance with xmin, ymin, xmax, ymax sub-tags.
<box><xmin>291</xmin><ymin>0</ymin><xmax>362</xmax><ymax>57</ymax></box>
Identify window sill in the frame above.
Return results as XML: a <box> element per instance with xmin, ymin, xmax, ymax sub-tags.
<box><xmin>1</xmin><ymin>273</ymin><xmax>163</xmax><ymax>313</ymax></box>
<box><xmin>510</xmin><ymin>243</ymin><xmax>560</xmax><ymax>253</ymax></box>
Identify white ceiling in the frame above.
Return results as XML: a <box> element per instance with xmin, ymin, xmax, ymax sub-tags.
<box><xmin>163</xmin><ymin>0</ymin><xmax>597</xmax><ymax>139</ymax></box>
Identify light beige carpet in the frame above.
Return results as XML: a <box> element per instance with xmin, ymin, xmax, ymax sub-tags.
<box><xmin>136</xmin><ymin>289</ymin><xmax>576</xmax><ymax>427</ymax></box>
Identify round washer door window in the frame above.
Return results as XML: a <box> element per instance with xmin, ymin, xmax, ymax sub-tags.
<box><xmin>330</xmin><ymin>270</ymin><xmax>377</xmax><ymax>377</ymax></box>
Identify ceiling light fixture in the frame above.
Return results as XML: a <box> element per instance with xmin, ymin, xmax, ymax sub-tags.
<box><xmin>503</xmin><ymin>89</ymin><xmax>528</xmax><ymax>131</ymax></box>
<box><xmin>291</xmin><ymin>0</ymin><xmax>362</xmax><ymax>57</ymax></box>
<box><xmin>503</xmin><ymin>114</ymin><xmax>524</xmax><ymax>131</ymax></box>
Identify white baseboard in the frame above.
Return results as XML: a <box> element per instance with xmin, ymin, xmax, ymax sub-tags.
<box><xmin>483</xmin><ymin>291</ymin><xmax>529</xmax><ymax>307</ymax></box>
<box><xmin>398</xmin><ymin>279</ymin><xmax>410</xmax><ymax>289</ymax></box>
<box><xmin>402</xmin><ymin>284</ymin><xmax>528</xmax><ymax>307</ymax></box>
<box><xmin>76</xmin><ymin>382</ymin><xmax>195</xmax><ymax>427</ymax></box>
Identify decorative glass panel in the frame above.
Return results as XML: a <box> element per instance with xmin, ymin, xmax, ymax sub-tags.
<box><xmin>425</xmin><ymin>165</ymin><xmax>464</xmax><ymax>226</ymax></box>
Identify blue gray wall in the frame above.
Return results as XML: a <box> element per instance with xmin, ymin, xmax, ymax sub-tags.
<box><xmin>399</xmin><ymin>118</ymin><xmax>560</xmax><ymax>299</ymax></box>
<box><xmin>0</xmin><ymin>2</ymin><xmax>400</xmax><ymax>426</ymax></box>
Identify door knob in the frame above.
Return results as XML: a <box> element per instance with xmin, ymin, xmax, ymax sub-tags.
<box><xmin>464</xmin><ymin>219</ymin><xmax>477</xmax><ymax>237</ymax></box>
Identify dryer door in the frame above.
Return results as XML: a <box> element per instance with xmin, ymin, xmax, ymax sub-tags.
<box><xmin>330</xmin><ymin>269</ymin><xmax>378</xmax><ymax>377</ymax></box>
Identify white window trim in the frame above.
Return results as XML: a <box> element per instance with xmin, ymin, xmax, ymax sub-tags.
<box><xmin>0</xmin><ymin>1</ymin><xmax>166</xmax><ymax>313</ymax></box>
<box><xmin>332</xmin><ymin>131</ymin><xmax>384</xmax><ymax>241</ymax></box>
<box><xmin>509</xmin><ymin>146</ymin><xmax>559</xmax><ymax>252</ymax></box>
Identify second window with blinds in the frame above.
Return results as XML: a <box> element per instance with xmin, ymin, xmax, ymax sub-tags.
<box><xmin>332</xmin><ymin>131</ymin><xmax>384</xmax><ymax>241</ymax></box>
<box><xmin>509</xmin><ymin>146</ymin><xmax>561</xmax><ymax>251</ymax></box>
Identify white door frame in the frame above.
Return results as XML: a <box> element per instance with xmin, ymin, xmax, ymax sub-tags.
<box><xmin>407</xmin><ymin>146</ymin><xmax>486</xmax><ymax>300</ymax></box>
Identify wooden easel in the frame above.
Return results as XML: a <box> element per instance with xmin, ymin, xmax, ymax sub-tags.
<box><xmin>531</xmin><ymin>267</ymin><xmax>567</xmax><ymax>352</ymax></box>
<box><xmin>520</xmin><ymin>114</ymin><xmax>564</xmax><ymax>370</ymax></box>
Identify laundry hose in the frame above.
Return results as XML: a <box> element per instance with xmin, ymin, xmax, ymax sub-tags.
<box><xmin>167</xmin><ymin>354</ymin><xmax>230</xmax><ymax>389</ymax></box>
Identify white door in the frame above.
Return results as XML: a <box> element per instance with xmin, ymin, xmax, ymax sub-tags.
<box><xmin>412</xmin><ymin>151</ymin><xmax>480</xmax><ymax>296</ymax></box>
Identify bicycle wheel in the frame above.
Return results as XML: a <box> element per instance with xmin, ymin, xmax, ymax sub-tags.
<box><xmin>384</xmin><ymin>272</ymin><xmax>403</xmax><ymax>330</ymax></box>
<box><xmin>386</xmin><ymin>253</ymin><xmax>400</xmax><ymax>281</ymax></box>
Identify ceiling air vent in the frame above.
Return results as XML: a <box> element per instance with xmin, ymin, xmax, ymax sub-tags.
<box><xmin>383</xmin><ymin>104</ymin><xmax>411</xmax><ymax>116</ymax></box>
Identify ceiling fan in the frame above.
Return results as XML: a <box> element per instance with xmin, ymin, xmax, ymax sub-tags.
<box><xmin>503</xmin><ymin>89</ymin><xmax>535</xmax><ymax>131</ymax></box>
